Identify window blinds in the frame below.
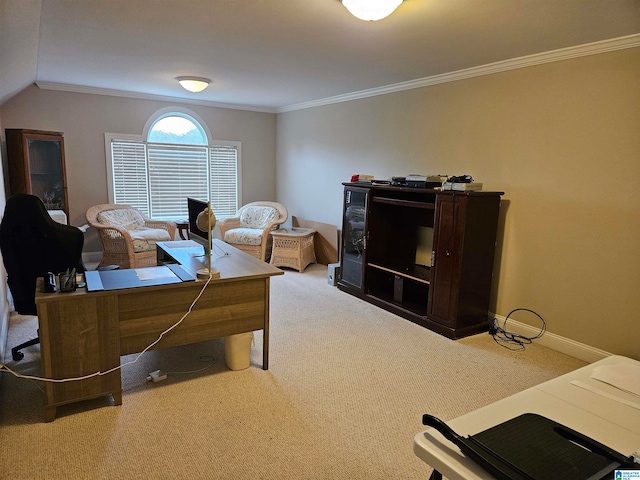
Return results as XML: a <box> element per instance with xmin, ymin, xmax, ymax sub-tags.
<box><xmin>109</xmin><ymin>138</ymin><xmax>239</xmax><ymax>220</ymax></box>
<box><xmin>111</xmin><ymin>140</ymin><xmax>150</xmax><ymax>214</ymax></box>
<box><xmin>209</xmin><ymin>146</ymin><xmax>238</xmax><ymax>217</ymax></box>
<box><xmin>148</xmin><ymin>144</ymin><xmax>208</xmax><ymax>218</ymax></box>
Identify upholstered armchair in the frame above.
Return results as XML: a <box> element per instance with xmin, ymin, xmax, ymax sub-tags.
<box><xmin>219</xmin><ymin>201</ymin><xmax>288</xmax><ymax>261</ymax></box>
<box><xmin>86</xmin><ymin>204</ymin><xmax>176</xmax><ymax>269</ymax></box>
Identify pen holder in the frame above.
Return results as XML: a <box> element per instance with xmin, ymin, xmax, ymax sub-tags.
<box><xmin>58</xmin><ymin>272</ymin><xmax>77</xmax><ymax>292</ymax></box>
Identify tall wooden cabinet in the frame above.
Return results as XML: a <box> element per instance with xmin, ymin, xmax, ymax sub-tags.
<box><xmin>5</xmin><ymin>129</ymin><xmax>69</xmax><ymax>218</ymax></box>
<box><xmin>338</xmin><ymin>183</ymin><xmax>503</xmax><ymax>339</ymax></box>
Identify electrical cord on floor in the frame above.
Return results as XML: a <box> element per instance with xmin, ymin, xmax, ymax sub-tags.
<box><xmin>0</xmin><ymin>272</ymin><xmax>216</xmax><ymax>383</ymax></box>
<box><xmin>488</xmin><ymin>308</ymin><xmax>546</xmax><ymax>351</ymax></box>
<box><xmin>165</xmin><ymin>354</ymin><xmax>219</xmax><ymax>376</ymax></box>
<box><xmin>123</xmin><ymin>354</ymin><xmax>220</xmax><ymax>392</ymax></box>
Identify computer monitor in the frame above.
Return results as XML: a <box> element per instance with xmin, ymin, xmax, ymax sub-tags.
<box><xmin>187</xmin><ymin>197</ymin><xmax>209</xmax><ymax>250</ymax></box>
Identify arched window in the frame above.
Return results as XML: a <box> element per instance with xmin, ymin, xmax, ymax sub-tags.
<box><xmin>105</xmin><ymin>109</ymin><xmax>240</xmax><ymax>221</ymax></box>
<box><xmin>147</xmin><ymin>113</ymin><xmax>207</xmax><ymax>145</ymax></box>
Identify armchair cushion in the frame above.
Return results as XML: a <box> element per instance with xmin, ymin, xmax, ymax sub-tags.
<box><xmin>97</xmin><ymin>209</ymin><xmax>145</xmax><ymax>228</ymax></box>
<box><xmin>224</xmin><ymin>228</ymin><xmax>264</xmax><ymax>246</ymax></box>
<box><xmin>239</xmin><ymin>206</ymin><xmax>279</xmax><ymax>229</ymax></box>
<box><xmin>129</xmin><ymin>226</ymin><xmax>172</xmax><ymax>252</ymax></box>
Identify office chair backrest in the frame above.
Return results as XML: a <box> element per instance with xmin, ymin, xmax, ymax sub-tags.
<box><xmin>0</xmin><ymin>194</ymin><xmax>85</xmax><ymax>315</ymax></box>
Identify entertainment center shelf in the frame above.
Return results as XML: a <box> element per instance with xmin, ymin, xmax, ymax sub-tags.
<box><xmin>338</xmin><ymin>182</ymin><xmax>503</xmax><ymax>339</ymax></box>
<box><xmin>367</xmin><ymin>262</ymin><xmax>430</xmax><ymax>283</ymax></box>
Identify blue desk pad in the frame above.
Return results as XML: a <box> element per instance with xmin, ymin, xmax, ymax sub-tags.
<box><xmin>85</xmin><ymin>264</ymin><xmax>195</xmax><ymax>292</ymax></box>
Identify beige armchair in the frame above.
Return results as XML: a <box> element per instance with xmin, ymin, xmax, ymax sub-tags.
<box><xmin>219</xmin><ymin>201</ymin><xmax>288</xmax><ymax>261</ymax></box>
<box><xmin>86</xmin><ymin>204</ymin><xmax>176</xmax><ymax>269</ymax></box>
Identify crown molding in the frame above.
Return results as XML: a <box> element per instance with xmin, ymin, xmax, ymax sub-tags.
<box><xmin>277</xmin><ymin>33</ymin><xmax>640</xmax><ymax>113</ymax></box>
<box><xmin>35</xmin><ymin>34</ymin><xmax>640</xmax><ymax>115</ymax></box>
<box><xmin>34</xmin><ymin>82</ymin><xmax>278</xmax><ymax>114</ymax></box>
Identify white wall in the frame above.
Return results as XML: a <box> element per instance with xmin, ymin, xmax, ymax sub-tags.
<box><xmin>0</xmin><ymin>0</ymin><xmax>41</xmax><ymax>105</ymax></box>
<box><xmin>276</xmin><ymin>48</ymin><xmax>640</xmax><ymax>358</ymax></box>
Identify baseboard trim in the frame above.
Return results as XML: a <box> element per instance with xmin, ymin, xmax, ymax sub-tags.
<box><xmin>490</xmin><ymin>313</ymin><xmax>611</xmax><ymax>363</ymax></box>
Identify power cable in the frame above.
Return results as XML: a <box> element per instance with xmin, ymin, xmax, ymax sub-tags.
<box><xmin>489</xmin><ymin>308</ymin><xmax>546</xmax><ymax>351</ymax></box>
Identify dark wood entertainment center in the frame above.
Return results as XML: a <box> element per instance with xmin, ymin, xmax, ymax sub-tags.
<box><xmin>338</xmin><ymin>182</ymin><xmax>503</xmax><ymax>339</ymax></box>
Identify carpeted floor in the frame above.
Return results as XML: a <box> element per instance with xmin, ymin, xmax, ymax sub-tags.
<box><xmin>0</xmin><ymin>264</ymin><xmax>586</xmax><ymax>479</ymax></box>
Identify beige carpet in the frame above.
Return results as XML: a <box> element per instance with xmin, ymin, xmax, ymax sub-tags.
<box><xmin>0</xmin><ymin>264</ymin><xmax>586</xmax><ymax>479</ymax></box>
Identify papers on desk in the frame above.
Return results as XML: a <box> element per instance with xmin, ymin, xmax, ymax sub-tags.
<box><xmin>591</xmin><ymin>363</ymin><xmax>640</xmax><ymax>397</ymax></box>
<box><xmin>135</xmin><ymin>266</ymin><xmax>176</xmax><ymax>281</ymax></box>
<box><xmin>570</xmin><ymin>381</ymin><xmax>640</xmax><ymax>410</ymax></box>
<box><xmin>567</xmin><ymin>362</ymin><xmax>640</xmax><ymax>411</ymax></box>
<box><xmin>162</xmin><ymin>240</ymin><xmax>201</xmax><ymax>249</ymax></box>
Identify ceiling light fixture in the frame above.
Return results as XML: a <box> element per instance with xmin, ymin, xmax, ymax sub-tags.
<box><xmin>177</xmin><ymin>76</ymin><xmax>211</xmax><ymax>93</ymax></box>
<box><xmin>341</xmin><ymin>0</ymin><xmax>403</xmax><ymax>21</ymax></box>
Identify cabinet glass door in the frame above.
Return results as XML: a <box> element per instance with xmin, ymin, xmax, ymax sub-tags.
<box><xmin>341</xmin><ymin>188</ymin><xmax>367</xmax><ymax>289</ymax></box>
<box><xmin>26</xmin><ymin>136</ymin><xmax>66</xmax><ymax>212</ymax></box>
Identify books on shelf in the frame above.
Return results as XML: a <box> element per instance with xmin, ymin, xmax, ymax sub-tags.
<box><xmin>443</xmin><ymin>182</ymin><xmax>483</xmax><ymax>191</ymax></box>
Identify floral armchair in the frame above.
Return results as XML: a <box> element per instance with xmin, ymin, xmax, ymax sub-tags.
<box><xmin>219</xmin><ymin>201</ymin><xmax>288</xmax><ymax>261</ymax></box>
<box><xmin>86</xmin><ymin>204</ymin><xmax>176</xmax><ymax>269</ymax></box>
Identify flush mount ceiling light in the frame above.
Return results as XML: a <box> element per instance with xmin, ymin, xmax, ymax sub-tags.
<box><xmin>177</xmin><ymin>76</ymin><xmax>211</xmax><ymax>93</ymax></box>
<box><xmin>341</xmin><ymin>0</ymin><xmax>403</xmax><ymax>21</ymax></box>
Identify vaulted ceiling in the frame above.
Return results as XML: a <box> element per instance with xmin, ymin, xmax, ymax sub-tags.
<box><xmin>1</xmin><ymin>0</ymin><xmax>639</xmax><ymax>112</ymax></box>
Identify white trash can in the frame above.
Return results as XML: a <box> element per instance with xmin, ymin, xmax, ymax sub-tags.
<box><xmin>224</xmin><ymin>332</ymin><xmax>254</xmax><ymax>370</ymax></box>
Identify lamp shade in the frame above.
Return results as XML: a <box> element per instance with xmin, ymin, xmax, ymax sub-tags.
<box><xmin>196</xmin><ymin>207</ymin><xmax>216</xmax><ymax>233</ymax></box>
<box><xmin>342</xmin><ymin>0</ymin><xmax>403</xmax><ymax>21</ymax></box>
<box><xmin>177</xmin><ymin>76</ymin><xmax>211</xmax><ymax>93</ymax></box>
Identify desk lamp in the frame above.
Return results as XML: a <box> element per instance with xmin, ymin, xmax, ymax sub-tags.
<box><xmin>195</xmin><ymin>202</ymin><xmax>220</xmax><ymax>278</ymax></box>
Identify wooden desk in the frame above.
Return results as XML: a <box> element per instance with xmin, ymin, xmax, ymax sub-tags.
<box><xmin>35</xmin><ymin>240</ymin><xmax>283</xmax><ymax>421</ymax></box>
<box><xmin>413</xmin><ymin>355</ymin><xmax>640</xmax><ymax>479</ymax></box>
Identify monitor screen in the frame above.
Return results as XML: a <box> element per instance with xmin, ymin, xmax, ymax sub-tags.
<box><xmin>187</xmin><ymin>197</ymin><xmax>209</xmax><ymax>249</ymax></box>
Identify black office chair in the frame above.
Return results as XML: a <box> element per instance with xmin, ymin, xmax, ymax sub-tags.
<box><xmin>0</xmin><ymin>194</ymin><xmax>85</xmax><ymax>361</ymax></box>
